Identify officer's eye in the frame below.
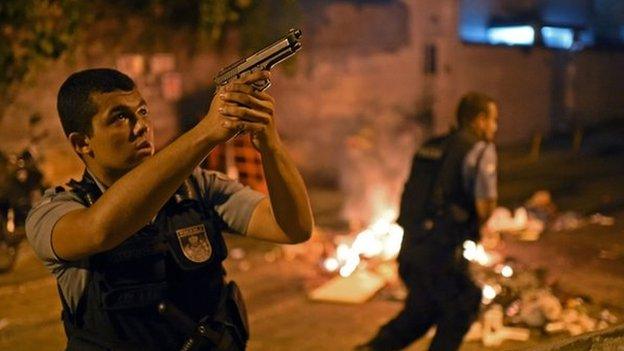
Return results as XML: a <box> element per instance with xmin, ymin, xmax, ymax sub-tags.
<box><xmin>114</xmin><ymin>112</ymin><xmax>130</xmax><ymax>121</ymax></box>
<box><xmin>111</xmin><ymin>112</ymin><xmax>131</xmax><ymax>123</ymax></box>
<box><xmin>138</xmin><ymin>107</ymin><xmax>149</xmax><ymax>117</ymax></box>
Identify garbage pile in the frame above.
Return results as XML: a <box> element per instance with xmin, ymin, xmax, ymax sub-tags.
<box><xmin>275</xmin><ymin>190</ymin><xmax>621</xmax><ymax>346</ymax></box>
<box><xmin>486</xmin><ymin>190</ymin><xmax>615</xmax><ymax>241</ymax></box>
<box><xmin>463</xmin><ymin>240</ymin><xmax>619</xmax><ymax>346</ymax></box>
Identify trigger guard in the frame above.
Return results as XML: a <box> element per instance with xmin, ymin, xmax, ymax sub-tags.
<box><xmin>251</xmin><ymin>79</ymin><xmax>271</xmax><ymax>92</ymax></box>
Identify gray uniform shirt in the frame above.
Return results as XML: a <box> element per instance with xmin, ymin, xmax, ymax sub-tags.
<box><xmin>462</xmin><ymin>141</ymin><xmax>498</xmax><ymax>200</ymax></box>
<box><xmin>25</xmin><ymin>168</ymin><xmax>265</xmax><ymax>312</ymax></box>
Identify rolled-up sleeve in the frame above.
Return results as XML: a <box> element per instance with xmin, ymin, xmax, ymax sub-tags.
<box><xmin>25</xmin><ymin>189</ymin><xmax>85</xmax><ymax>263</ymax></box>
<box><xmin>195</xmin><ymin>169</ymin><xmax>265</xmax><ymax>235</ymax></box>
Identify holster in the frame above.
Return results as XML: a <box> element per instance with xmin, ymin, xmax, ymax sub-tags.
<box><xmin>179</xmin><ymin>281</ymin><xmax>249</xmax><ymax>351</ymax></box>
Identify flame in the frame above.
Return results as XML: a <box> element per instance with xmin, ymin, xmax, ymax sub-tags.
<box><xmin>323</xmin><ymin>209</ymin><xmax>404</xmax><ymax>277</ymax></box>
<box><xmin>501</xmin><ymin>265</ymin><xmax>514</xmax><ymax>278</ymax></box>
<box><xmin>323</xmin><ymin>258</ymin><xmax>340</xmax><ymax>272</ymax></box>
<box><xmin>462</xmin><ymin>240</ymin><xmax>493</xmax><ymax>266</ymax></box>
<box><xmin>482</xmin><ymin>284</ymin><xmax>500</xmax><ymax>304</ymax></box>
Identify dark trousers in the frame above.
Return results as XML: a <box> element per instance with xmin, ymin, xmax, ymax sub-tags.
<box><xmin>367</xmin><ymin>244</ymin><xmax>481</xmax><ymax>351</ymax></box>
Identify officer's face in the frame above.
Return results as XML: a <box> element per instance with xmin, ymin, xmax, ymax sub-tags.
<box><xmin>482</xmin><ymin>102</ymin><xmax>499</xmax><ymax>142</ymax></box>
<box><xmin>85</xmin><ymin>89</ymin><xmax>154</xmax><ymax>173</ymax></box>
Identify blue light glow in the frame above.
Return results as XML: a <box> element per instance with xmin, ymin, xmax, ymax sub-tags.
<box><xmin>487</xmin><ymin>26</ymin><xmax>535</xmax><ymax>46</ymax></box>
<box><xmin>542</xmin><ymin>26</ymin><xmax>575</xmax><ymax>49</ymax></box>
<box><xmin>578</xmin><ymin>30</ymin><xmax>595</xmax><ymax>46</ymax></box>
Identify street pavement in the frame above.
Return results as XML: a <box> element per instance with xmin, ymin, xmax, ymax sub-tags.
<box><xmin>2</xmin><ymin>209</ymin><xmax>623</xmax><ymax>350</ymax></box>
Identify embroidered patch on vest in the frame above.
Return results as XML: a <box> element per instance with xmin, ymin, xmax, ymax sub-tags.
<box><xmin>176</xmin><ymin>224</ymin><xmax>212</xmax><ymax>263</ymax></box>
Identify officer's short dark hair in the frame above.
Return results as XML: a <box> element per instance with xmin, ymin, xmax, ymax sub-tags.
<box><xmin>456</xmin><ymin>92</ymin><xmax>496</xmax><ymax>127</ymax></box>
<box><xmin>57</xmin><ymin>68</ymin><xmax>136</xmax><ymax>137</ymax></box>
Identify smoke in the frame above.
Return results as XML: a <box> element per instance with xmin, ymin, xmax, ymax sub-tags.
<box><xmin>338</xmin><ymin>107</ymin><xmax>424</xmax><ymax>230</ymax></box>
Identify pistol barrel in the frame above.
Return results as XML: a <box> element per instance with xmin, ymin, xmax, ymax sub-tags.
<box><xmin>214</xmin><ymin>28</ymin><xmax>302</xmax><ymax>88</ymax></box>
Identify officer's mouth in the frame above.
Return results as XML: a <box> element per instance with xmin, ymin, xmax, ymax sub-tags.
<box><xmin>135</xmin><ymin>140</ymin><xmax>154</xmax><ymax>155</ymax></box>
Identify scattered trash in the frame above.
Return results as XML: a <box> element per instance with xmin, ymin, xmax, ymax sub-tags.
<box><xmin>590</xmin><ymin>213</ymin><xmax>615</xmax><ymax>226</ymax></box>
<box><xmin>486</xmin><ymin>206</ymin><xmax>545</xmax><ymax>241</ymax></box>
<box><xmin>467</xmin><ymin>254</ymin><xmax>618</xmax><ymax>345</ymax></box>
<box><xmin>308</xmin><ymin>269</ymin><xmax>386</xmax><ymax>304</ymax></box>
<box><xmin>525</xmin><ymin>191</ymin><xmax>557</xmax><ymax>222</ymax></box>
<box><xmin>600</xmin><ymin>309</ymin><xmax>618</xmax><ymax>324</ymax></box>
<box><xmin>482</xmin><ymin>304</ymin><xmax>530</xmax><ymax>347</ymax></box>
<box><xmin>550</xmin><ymin>211</ymin><xmax>583</xmax><ymax>232</ymax></box>
<box><xmin>518</xmin><ymin>289</ymin><xmax>562</xmax><ymax>327</ymax></box>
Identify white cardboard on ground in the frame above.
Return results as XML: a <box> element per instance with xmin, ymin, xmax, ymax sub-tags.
<box><xmin>308</xmin><ymin>269</ymin><xmax>386</xmax><ymax>304</ymax></box>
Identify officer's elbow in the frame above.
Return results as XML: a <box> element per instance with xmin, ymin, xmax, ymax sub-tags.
<box><xmin>289</xmin><ymin>228</ymin><xmax>312</xmax><ymax>244</ymax></box>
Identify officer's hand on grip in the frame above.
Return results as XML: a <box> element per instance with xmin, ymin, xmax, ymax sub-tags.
<box><xmin>202</xmin><ymin>70</ymin><xmax>278</xmax><ymax>151</ymax></box>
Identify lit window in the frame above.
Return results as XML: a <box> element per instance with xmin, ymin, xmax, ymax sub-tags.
<box><xmin>542</xmin><ymin>26</ymin><xmax>574</xmax><ymax>49</ymax></box>
<box><xmin>487</xmin><ymin>25</ymin><xmax>535</xmax><ymax>46</ymax></box>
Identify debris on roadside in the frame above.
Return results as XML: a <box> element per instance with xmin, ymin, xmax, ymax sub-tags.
<box><xmin>308</xmin><ymin>269</ymin><xmax>386</xmax><ymax>304</ymax></box>
<box><xmin>590</xmin><ymin>213</ymin><xmax>615</xmax><ymax>226</ymax></box>
<box><xmin>281</xmin><ymin>190</ymin><xmax>621</xmax><ymax>347</ymax></box>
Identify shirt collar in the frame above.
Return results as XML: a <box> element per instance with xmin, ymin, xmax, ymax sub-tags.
<box><xmin>86</xmin><ymin>168</ymin><xmax>108</xmax><ymax>193</ymax></box>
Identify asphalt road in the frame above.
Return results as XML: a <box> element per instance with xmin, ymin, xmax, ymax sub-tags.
<box><xmin>2</xmin><ymin>209</ymin><xmax>623</xmax><ymax>351</ymax></box>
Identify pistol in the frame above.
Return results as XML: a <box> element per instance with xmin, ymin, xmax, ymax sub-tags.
<box><xmin>213</xmin><ymin>28</ymin><xmax>302</xmax><ymax>92</ymax></box>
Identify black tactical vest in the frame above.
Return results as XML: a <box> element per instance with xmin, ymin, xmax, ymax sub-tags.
<box><xmin>397</xmin><ymin>129</ymin><xmax>484</xmax><ymax>252</ymax></box>
<box><xmin>59</xmin><ymin>171</ymin><xmax>229</xmax><ymax>351</ymax></box>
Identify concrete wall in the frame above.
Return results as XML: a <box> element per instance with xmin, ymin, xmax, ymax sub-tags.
<box><xmin>1</xmin><ymin>0</ymin><xmax>623</xmax><ymax>211</ymax></box>
<box><xmin>451</xmin><ymin>45</ymin><xmax>554</xmax><ymax>142</ymax></box>
<box><xmin>573</xmin><ymin>50</ymin><xmax>624</xmax><ymax>122</ymax></box>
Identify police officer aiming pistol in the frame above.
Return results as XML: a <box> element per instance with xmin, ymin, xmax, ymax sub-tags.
<box><xmin>26</xmin><ymin>68</ymin><xmax>313</xmax><ymax>351</ymax></box>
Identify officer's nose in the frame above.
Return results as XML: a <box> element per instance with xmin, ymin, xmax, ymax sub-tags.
<box><xmin>133</xmin><ymin>115</ymin><xmax>151</xmax><ymax>137</ymax></box>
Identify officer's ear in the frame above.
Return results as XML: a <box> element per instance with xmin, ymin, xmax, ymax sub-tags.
<box><xmin>69</xmin><ymin>132</ymin><xmax>93</xmax><ymax>158</ymax></box>
<box><xmin>474</xmin><ymin>112</ymin><xmax>488</xmax><ymax>130</ymax></box>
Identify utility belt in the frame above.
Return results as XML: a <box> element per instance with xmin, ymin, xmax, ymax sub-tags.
<box><xmin>159</xmin><ymin>281</ymin><xmax>249</xmax><ymax>351</ymax></box>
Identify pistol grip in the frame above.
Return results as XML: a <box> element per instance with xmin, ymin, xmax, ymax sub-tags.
<box><xmin>251</xmin><ymin>78</ymin><xmax>271</xmax><ymax>92</ymax></box>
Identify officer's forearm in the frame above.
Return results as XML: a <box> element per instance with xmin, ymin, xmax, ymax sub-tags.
<box><xmin>258</xmin><ymin>140</ymin><xmax>313</xmax><ymax>243</ymax></box>
<box><xmin>86</xmin><ymin>127</ymin><xmax>219</xmax><ymax>254</ymax></box>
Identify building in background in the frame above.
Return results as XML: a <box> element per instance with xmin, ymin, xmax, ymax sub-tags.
<box><xmin>1</xmin><ymin>0</ymin><xmax>623</xmax><ymax>223</ymax></box>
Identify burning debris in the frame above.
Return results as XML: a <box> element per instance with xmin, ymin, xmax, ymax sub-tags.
<box><xmin>321</xmin><ymin>209</ymin><xmax>403</xmax><ymax>278</ymax></box>
<box><xmin>308</xmin><ymin>209</ymin><xmax>403</xmax><ymax>303</ymax></box>
<box><xmin>305</xmin><ymin>190</ymin><xmax>621</xmax><ymax>346</ymax></box>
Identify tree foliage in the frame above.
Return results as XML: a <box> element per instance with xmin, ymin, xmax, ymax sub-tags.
<box><xmin>0</xmin><ymin>0</ymin><xmax>301</xmax><ymax>118</ymax></box>
<box><xmin>0</xmin><ymin>0</ymin><xmax>84</xmax><ymax>112</ymax></box>
<box><xmin>111</xmin><ymin>0</ymin><xmax>301</xmax><ymax>53</ymax></box>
